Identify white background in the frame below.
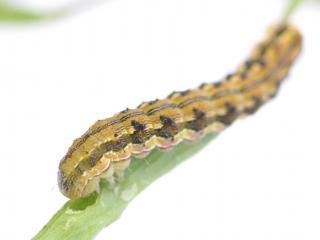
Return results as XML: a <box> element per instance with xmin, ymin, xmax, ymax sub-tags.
<box><xmin>0</xmin><ymin>0</ymin><xmax>319</xmax><ymax>239</ymax></box>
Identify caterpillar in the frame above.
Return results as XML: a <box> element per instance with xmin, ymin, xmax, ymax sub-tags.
<box><xmin>58</xmin><ymin>23</ymin><xmax>302</xmax><ymax>199</ymax></box>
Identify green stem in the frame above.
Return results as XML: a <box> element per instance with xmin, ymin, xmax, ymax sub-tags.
<box><xmin>283</xmin><ymin>0</ymin><xmax>304</xmax><ymax>20</ymax></box>
<box><xmin>0</xmin><ymin>0</ymin><xmax>92</xmax><ymax>22</ymax></box>
<box><xmin>0</xmin><ymin>3</ymin><xmax>48</xmax><ymax>21</ymax></box>
<box><xmin>33</xmin><ymin>134</ymin><xmax>216</xmax><ymax>240</ymax></box>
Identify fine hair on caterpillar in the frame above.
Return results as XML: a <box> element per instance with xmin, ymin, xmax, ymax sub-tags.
<box><xmin>58</xmin><ymin>22</ymin><xmax>302</xmax><ymax>199</ymax></box>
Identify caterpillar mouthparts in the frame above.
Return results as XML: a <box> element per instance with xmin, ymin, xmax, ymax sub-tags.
<box><xmin>58</xmin><ymin>22</ymin><xmax>302</xmax><ymax>199</ymax></box>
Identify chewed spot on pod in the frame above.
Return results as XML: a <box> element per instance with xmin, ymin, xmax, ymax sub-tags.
<box><xmin>58</xmin><ymin>22</ymin><xmax>302</xmax><ymax>199</ymax></box>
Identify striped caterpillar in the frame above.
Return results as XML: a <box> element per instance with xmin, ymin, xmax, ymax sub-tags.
<box><xmin>58</xmin><ymin>23</ymin><xmax>302</xmax><ymax>199</ymax></box>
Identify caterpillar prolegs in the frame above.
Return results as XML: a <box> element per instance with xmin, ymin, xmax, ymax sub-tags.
<box><xmin>58</xmin><ymin>23</ymin><xmax>302</xmax><ymax>199</ymax></box>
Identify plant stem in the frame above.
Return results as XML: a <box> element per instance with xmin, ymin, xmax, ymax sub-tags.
<box><xmin>33</xmin><ymin>133</ymin><xmax>216</xmax><ymax>240</ymax></box>
<box><xmin>0</xmin><ymin>3</ymin><xmax>47</xmax><ymax>21</ymax></box>
<box><xmin>283</xmin><ymin>0</ymin><xmax>304</xmax><ymax>20</ymax></box>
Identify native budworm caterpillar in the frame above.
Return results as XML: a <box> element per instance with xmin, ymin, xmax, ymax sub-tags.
<box><xmin>58</xmin><ymin>23</ymin><xmax>302</xmax><ymax>199</ymax></box>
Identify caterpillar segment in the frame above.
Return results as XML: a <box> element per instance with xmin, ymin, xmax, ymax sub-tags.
<box><xmin>58</xmin><ymin>23</ymin><xmax>302</xmax><ymax>199</ymax></box>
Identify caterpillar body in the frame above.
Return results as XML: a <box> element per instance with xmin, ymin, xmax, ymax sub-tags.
<box><xmin>58</xmin><ymin>23</ymin><xmax>302</xmax><ymax>199</ymax></box>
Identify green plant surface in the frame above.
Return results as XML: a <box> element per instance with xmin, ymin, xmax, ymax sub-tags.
<box><xmin>0</xmin><ymin>2</ymin><xmax>47</xmax><ymax>21</ymax></box>
<box><xmin>33</xmin><ymin>133</ymin><xmax>216</xmax><ymax>240</ymax></box>
<box><xmin>283</xmin><ymin>0</ymin><xmax>304</xmax><ymax>20</ymax></box>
